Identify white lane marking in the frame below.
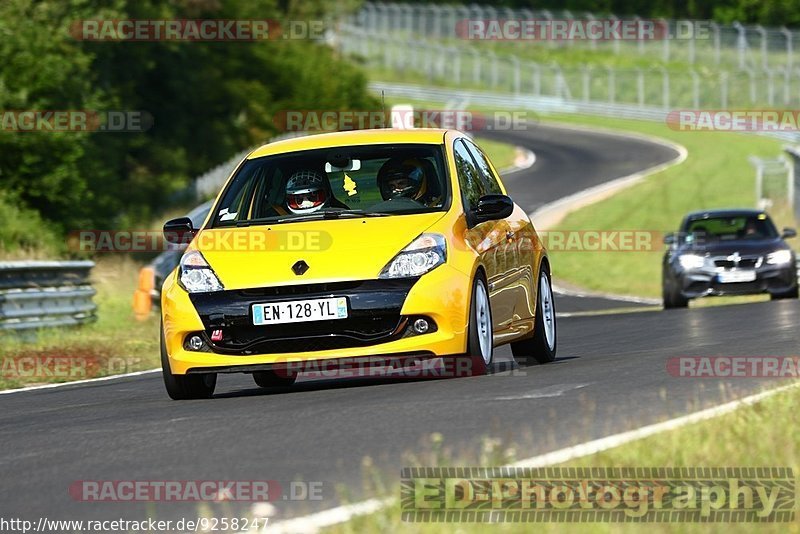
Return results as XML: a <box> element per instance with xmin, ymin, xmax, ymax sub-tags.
<box><xmin>263</xmin><ymin>498</ymin><xmax>391</xmax><ymax>534</ymax></box>
<box><xmin>498</xmin><ymin>147</ymin><xmax>536</xmax><ymax>176</ymax></box>
<box><xmin>264</xmin><ymin>381</ymin><xmax>800</xmax><ymax>532</ymax></box>
<box><xmin>0</xmin><ymin>368</ymin><xmax>160</xmax><ymax>395</ymax></box>
<box><xmin>493</xmin><ymin>382</ymin><xmax>591</xmax><ymax>400</ymax></box>
<box><xmin>553</xmin><ymin>284</ymin><xmax>661</xmax><ymax>306</ymax></box>
<box><xmin>509</xmin><ymin>381</ymin><xmax>800</xmax><ymax>467</ymax></box>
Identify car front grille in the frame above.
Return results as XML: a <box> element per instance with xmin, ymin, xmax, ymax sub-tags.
<box><xmin>188</xmin><ymin>278</ymin><xmax>418</xmax><ymax>355</ymax></box>
<box><xmin>713</xmin><ymin>256</ymin><xmax>762</xmax><ymax>269</ymax></box>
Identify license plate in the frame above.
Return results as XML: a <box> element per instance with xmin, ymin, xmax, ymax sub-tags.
<box><xmin>252</xmin><ymin>297</ymin><xmax>348</xmax><ymax>326</ymax></box>
<box><xmin>718</xmin><ymin>270</ymin><xmax>756</xmax><ymax>283</ymax></box>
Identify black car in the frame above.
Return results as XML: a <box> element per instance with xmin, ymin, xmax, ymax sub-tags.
<box><xmin>662</xmin><ymin>209</ymin><xmax>798</xmax><ymax>308</ymax></box>
<box><xmin>146</xmin><ymin>201</ymin><xmax>213</xmax><ymax>305</ymax></box>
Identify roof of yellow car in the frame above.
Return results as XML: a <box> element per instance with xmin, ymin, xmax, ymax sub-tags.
<box><xmin>248</xmin><ymin>129</ymin><xmax>450</xmax><ymax>159</ymax></box>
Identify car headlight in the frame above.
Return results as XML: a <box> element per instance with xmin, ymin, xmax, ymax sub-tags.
<box><xmin>179</xmin><ymin>250</ymin><xmax>224</xmax><ymax>293</ymax></box>
<box><xmin>767</xmin><ymin>249</ymin><xmax>793</xmax><ymax>265</ymax></box>
<box><xmin>379</xmin><ymin>233</ymin><xmax>446</xmax><ymax>278</ymax></box>
<box><xmin>678</xmin><ymin>254</ymin><xmax>705</xmax><ymax>270</ymax></box>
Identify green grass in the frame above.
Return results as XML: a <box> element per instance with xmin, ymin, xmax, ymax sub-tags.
<box><xmin>324</xmin><ymin>383</ymin><xmax>800</xmax><ymax>533</ymax></box>
<box><xmin>0</xmin><ymin>257</ymin><xmax>160</xmax><ymax>389</ymax></box>
<box><xmin>475</xmin><ymin>136</ymin><xmax>519</xmax><ymax>171</ymax></box>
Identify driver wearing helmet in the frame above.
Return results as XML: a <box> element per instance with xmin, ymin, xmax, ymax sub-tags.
<box><xmin>376</xmin><ymin>158</ymin><xmax>429</xmax><ymax>205</ymax></box>
<box><xmin>284</xmin><ymin>169</ymin><xmax>347</xmax><ymax>215</ymax></box>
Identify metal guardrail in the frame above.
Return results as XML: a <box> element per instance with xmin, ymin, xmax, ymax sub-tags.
<box><xmin>0</xmin><ymin>261</ymin><xmax>97</xmax><ymax>331</ymax></box>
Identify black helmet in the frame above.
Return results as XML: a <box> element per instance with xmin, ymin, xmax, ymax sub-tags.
<box><xmin>377</xmin><ymin>158</ymin><xmax>428</xmax><ymax>201</ymax></box>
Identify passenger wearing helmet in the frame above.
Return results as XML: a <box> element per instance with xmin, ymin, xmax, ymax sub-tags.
<box><xmin>284</xmin><ymin>169</ymin><xmax>348</xmax><ymax>215</ymax></box>
<box><xmin>377</xmin><ymin>158</ymin><xmax>429</xmax><ymax>205</ymax></box>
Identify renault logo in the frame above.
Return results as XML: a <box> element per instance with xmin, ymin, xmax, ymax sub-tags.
<box><xmin>292</xmin><ymin>260</ymin><xmax>309</xmax><ymax>276</ymax></box>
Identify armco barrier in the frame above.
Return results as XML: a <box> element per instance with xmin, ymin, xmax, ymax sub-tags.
<box><xmin>0</xmin><ymin>261</ymin><xmax>97</xmax><ymax>331</ymax></box>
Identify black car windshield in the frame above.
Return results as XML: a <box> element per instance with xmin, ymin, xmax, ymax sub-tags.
<box><xmin>211</xmin><ymin>143</ymin><xmax>448</xmax><ymax>227</ymax></box>
<box><xmin>684</xmin><ymin>214</ymin><xmax>779</xmax><ymax>242</ymax></box>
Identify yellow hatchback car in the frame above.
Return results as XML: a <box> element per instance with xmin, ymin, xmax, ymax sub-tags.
<box><xmin>160</xmin><ymin>129</ymin><xmax>556</xmax><ymax>399</ymax></box>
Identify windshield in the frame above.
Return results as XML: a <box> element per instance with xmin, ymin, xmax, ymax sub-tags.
<box><xmin>684</xmin><ymin>214</ymin><xmax>779</xmax><ymax>243</ymax></box>
<box><xmin>211</xmin><ymin>143</ymin><xmax>448</xmax><ymax>227</ymax></box>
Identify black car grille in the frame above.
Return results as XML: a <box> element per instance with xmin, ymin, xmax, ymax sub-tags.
<box><xmin>713</xmin><ymin>256</ymin><xmax>761</xmax><ymax>269</ymax></box>
<box><xmin>207</xmin><ymin>315</ymin><xmax>406</xmax><ymax>354</ymax></box>
<box><xmin>188</xmin><ymin>279</ymin><xmax>418</xmax><ymax>355</ymax></box>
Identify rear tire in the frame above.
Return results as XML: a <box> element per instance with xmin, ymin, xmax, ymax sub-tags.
<box><xmin>160</xmin><ymin>327</ymin><xmax>216</xmax><ymax>400</ymax></box>
<box><xmin>253</xmin><ymin>370</ymin><xmax>297</xmax><ymax>388</ymax></box>
<box><xmin>511</xmin><ymin>265</ymin><xmax>557</xmax><ymax>365</ymax></box>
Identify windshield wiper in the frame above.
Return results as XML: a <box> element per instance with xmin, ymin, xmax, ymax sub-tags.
<box><xmin>234</xmin><ymin>217</ymin><xmax>282</xmax><ymax>227</ymax></box>
<box><xmin>276</xmin><ymin>210</ymin><xmax>390</xmax><ymax>223</ymax></box>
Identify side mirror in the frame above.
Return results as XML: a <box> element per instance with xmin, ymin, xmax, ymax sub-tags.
<box><xmin>163</xmin><ymin>217</ymin><xmax>196</xmax><ymax>245</ymax></box>
<box><xmin>663</xmin><ymin>232</ymin><xmax>676</xmax><ymax>245</ymax></box>
<box><xmin>782</xmin><ymin>227</ymin><xmax>797</xmax><ymax>239</ymax></box>
<box><xmin>473</xmin><ymin>195</ymin><xmax>514</xmax><ymax>223</ymax></box>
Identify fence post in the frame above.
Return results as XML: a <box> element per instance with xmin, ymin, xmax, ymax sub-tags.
<box><xmin>510</xmin><ymin>55</ymin><xmax>521</xmax><ymax>95</ymax></box>
<box><xmin>584</xmin><ymin>12</ymin><xmax>597</xmax><ymax>50</ymax></box>
<box><xmin>581</xmin><ymin>65</ymin><xmax>591</xmax><ymax>102</ymax></box>
<box><xmin>710</xmin><ymin>22</ymin><xmax>721</xmax><ymax>65</ymax></box>
<box><xmin>531</xmin><ymin>62</ymin><xmax>542</xmax><ymax>95</ymax></box>
<box><xmin>637</xmin><ymin>68</ymin><xmax>645</xmax><ymax>107</ymax></box>
<box><xmin>755</xmin><ymin>25</ymin><xmax>768</xmax><ymax>69</ymax></box>
<box><xmin>734</xmin><ymin>22</ymin><xmax>746</xmax><ymax>69</ymax></box>
<box><xmin>781</xmin><ymin>27</ymin><xmax>793</xmax><ymax>71</ymax></box>
<box><xmin>661</xmin><ymin>68</ymin><xmax>670</xmax><ymax>109</ymax></box>
<box><xmin>607</xmin><ymin>67</ymin><xmax>616</xmax><ymax>103</ymax></box>
<box><xmin>720</xmin><ymin>71</ymin><xmax>729</xmax><ymax>108</ymax></box>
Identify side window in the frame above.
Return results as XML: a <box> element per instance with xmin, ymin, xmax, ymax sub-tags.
<box><xmin>465</xmin><ymin>140</ymin><xmax>504</xmax><ymax>195</ymax></box>
<box><xmin>453</xmin><ymin>139</ymin><xmax>485</xmax><ymax>211</ymax></box>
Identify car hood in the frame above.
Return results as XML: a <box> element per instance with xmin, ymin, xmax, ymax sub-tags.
<box><xmin>677</xmin><ymin>238</ymin><xmax>789</xmax><ymax>256</ymax></box>
<box><xmin>194</xmin><ymin>212</ymin><xmax>447</xmax><ymax>290</ymax></box>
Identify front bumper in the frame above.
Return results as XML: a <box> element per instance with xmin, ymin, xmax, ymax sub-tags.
<box><xmin>161</xmin><ymin>264</ymin><xmax>472</xmax><ymax>375</ymax></box>
<box><xmin>677</xmin><ymin>263</ymin><xmax>797</xmax><ymax>298</ymax></box>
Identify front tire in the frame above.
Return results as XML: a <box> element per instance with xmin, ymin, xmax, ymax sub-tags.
<box><xmin>511</xmin><ymin>265</ymin><xmax>557</xmax><ymax>365</ymax></box>
<box><xmin>662</xmin><ymin>275</ymin><xmax>689</xmax><ymax>309</ymax></box>
<box><xmin>771</xmin><ymin>285</ymin><xmax>799</xmax><ymax>300</ymax></box>
<box><xmin>463</xmin><ymin>275</ymin><xmax>493</xmax><ymax>376</ymax></box>
<box><xmin>160</xmin><ymin>327</ymin><xmax>216</xmax><ymax>400</ymax></box>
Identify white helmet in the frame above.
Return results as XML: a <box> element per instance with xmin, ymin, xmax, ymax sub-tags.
<box><xmin>286</xmin><ymin>170</ymin><xmax>328</xmax><ymax>215</ymax></box>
